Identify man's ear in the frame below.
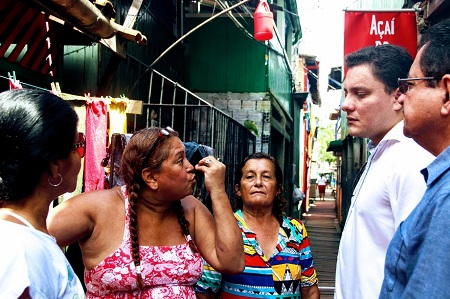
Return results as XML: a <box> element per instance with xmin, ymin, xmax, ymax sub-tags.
<box><xmin>441</xmin><ymin>75</ymin><xmax>450</xmax><ymax>116</ymax></box>
<box><xmin>142</xmin><ymin>168</ymin><xmax>158</xmax><ymax>190</ymax></box>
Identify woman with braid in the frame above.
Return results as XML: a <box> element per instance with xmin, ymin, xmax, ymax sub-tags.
<box><xmin>48</xmin><ymin>127</ymin><xmax>245</xmax><ymax>298</ymax></box>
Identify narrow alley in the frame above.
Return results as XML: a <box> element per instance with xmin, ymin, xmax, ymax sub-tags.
<box><xmin>302</xmin><ymin>188</ymin><xmax>341</xmax><ymax>299</ymax></box>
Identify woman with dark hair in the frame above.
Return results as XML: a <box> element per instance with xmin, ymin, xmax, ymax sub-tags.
<box><xmin>0</xmin><ymin>89</ymin><xmax>85</xmax><ymax>298</ymax></box>
<box><xmin>48</xmin><ymin>127</ymin><xmax>245</xmax><ymax>298</ymax></box>
<box><xmin>196</xmin><ymin>152</ymin><xmax>319</xmax><ymax>299</ymax></box>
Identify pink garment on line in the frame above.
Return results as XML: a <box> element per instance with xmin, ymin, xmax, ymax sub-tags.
<box><xmin>84</xmin><ymin>96</ymin><xmax>107</xmax><ymax>192</ymax></box>
<box><xmin>85</xmin><ymin>186</ymin><xmax>203</xmax><ymax>298</ymax></box>
<box><xmin>9</xmin><ymin>78</ymin><xmax>22</xmax><ymax>90</ymax></box>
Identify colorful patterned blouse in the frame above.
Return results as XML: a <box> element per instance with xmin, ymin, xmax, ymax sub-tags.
<box><xmin>195</xmin><ymin>210</ymin><xmax>318</xmax><ymax>298</ymax></box>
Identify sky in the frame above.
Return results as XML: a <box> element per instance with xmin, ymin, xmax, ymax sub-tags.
<box><xmin>297</xmin><ymin>0</ymin><xmax>351</xmax><ymax>71</ymax></box>
<box><xmin>296</xmin><ymin>0</ymin><xmax>357</xmax><ymax>123</ymax></box>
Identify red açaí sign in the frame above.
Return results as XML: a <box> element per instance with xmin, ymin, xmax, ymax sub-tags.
<box><xmin>344</xmin><ymin>10</ymin><xmax>418</xmax><ymax>58</ymax></box>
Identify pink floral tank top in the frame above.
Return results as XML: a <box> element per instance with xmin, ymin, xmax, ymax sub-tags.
<box><xmin>84</xmin><ymin>186</ymin><xmax>203</xmax><ymax>298</ymax></box>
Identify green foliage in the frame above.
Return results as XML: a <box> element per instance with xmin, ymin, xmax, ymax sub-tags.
<box><xmin>317</xmin><ymin>123</ymin><xmax>337</xmax><ymax>165</ymax></box>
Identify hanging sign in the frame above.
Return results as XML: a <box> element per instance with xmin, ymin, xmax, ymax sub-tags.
<box><xmin>344</xmin><ymin>10</ymin><xmax>418</xmax><ymax>59</ymax></box>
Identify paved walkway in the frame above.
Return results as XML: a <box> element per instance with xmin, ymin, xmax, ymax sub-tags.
<box><xmin>302</xmin><ymin>188</ymin><xmax>341</xmax><ymax>299</ymax></box>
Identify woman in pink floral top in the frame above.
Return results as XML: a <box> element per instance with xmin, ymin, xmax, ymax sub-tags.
<box><xmin>48</xmin><ymin>127</ymin><xmax>245</xmax><ymax>298</ymax></box>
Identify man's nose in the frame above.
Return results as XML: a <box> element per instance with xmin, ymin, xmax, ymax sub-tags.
<box><xmin>341</xmin><ymin>95</ymin><xmax>352</xmax><ymax>111</ymax></box>
<box><xmin>398</xmin><ymin>93</ymin><xmax>406</xmax><ymax>104</ymax></box>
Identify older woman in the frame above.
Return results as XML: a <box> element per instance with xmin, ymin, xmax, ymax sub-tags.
<box><xmin>0</xmin><ymin>89</ymin><xmax>85</xmax><ymax>298</ymax></box>
<box><xmin>48</xmin><ymin>126</ymin><xmax>245</xmax><ymax>298</ymax></box>
<box><xmin>196</xmin><ymin>152</ymin><xmax>319</xmax><ymax>299</ymax></box>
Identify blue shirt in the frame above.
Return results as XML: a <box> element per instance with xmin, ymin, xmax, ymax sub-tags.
<box><xmin>380</xmin><ymin>145</ymin><xmax>450</xmax><ymax>298</ymax></box>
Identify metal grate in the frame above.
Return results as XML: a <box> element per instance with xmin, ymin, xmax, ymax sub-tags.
<box><xmin>140</xmin><ymin>68</ymin><xmax>256</xmax><ymax>198</ymax></box>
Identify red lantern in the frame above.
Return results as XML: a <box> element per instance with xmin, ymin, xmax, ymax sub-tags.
<box><xmin>254</xmin><ymin>0</ymin><xmax>273</xmax><ymax>41</ymax></box>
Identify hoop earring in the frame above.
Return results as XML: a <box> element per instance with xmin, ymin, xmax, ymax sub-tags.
<box><xmin>48</xmin><ymin>173</ymin><xmax>63</xmax><ymax>187</ymax></box>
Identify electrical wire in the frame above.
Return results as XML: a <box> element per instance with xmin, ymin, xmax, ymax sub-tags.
<box><xmin>307</xmin><ymin>69</ymin><xmax>342</xmax><ymax>92</ymax></box>
<box><xmin>128</xmin><ymin>0</ymin><xmax>252</xmax><ymax>93</ymax></box>
<box><xmin>128</xmin><ymin>0</ymin><xmax>301</xmax><ymax>94</ymax></box>
<box><xmin>344</xmin><ymin>0</ymin><xmax>361</xmax><ymax>10</ymax></box>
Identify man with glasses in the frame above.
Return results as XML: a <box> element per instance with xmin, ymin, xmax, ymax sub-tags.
<box><xmin>335</xmin><ymin>44</ymin><xmax>435</xmax><ymax>299</ymax></box>
<box><xmin>380</xmin><ymin>19</ymin><xmax>450</xmax><ymax>298</ymax></box>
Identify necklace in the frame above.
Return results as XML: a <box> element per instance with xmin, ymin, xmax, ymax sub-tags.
<box><xmin>0</xmin><ymin>210</ymin><xmax>35</xmax><ymax>229</ymax></box>
<box><xmin>346</xmin><ymin>144</ymin><xmax>379</xmax><ymax>221</ymax></box>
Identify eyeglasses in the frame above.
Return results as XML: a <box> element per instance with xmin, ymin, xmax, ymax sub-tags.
<box><xmin>398</xmin><ymin>77</ymin><xmax>442</xmax><ymax>94</ymax></box>
<box><xmin>73</xmin><ymin>132</ymin><xmax>86</xmax><ymax>158</ymax></box>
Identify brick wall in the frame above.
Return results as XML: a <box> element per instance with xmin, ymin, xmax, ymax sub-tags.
<box><xmin>196</xmin><ymin>92</ymin><xmax>271</xmax><ymax>153</ymax></box>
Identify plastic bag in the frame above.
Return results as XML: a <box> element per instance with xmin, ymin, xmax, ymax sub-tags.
<box><xmin>184</xmin><ymin>141</ymin><xmax>215</xmax><ymax>212</ymax></box>
<box><xmin>293</xmin><ymin>184</ymin><xmax>305</xmax><ymax>203</ymax></box>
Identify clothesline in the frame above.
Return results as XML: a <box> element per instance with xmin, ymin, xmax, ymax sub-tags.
<box><xmin>0</xmin><ymin>72</ymin><xmax>143</xmax><ymax>114</ymax></box>
<box><xmin>0</xmin><ymin>72</ymin><xmax>139</xmax><ymax>196</ymax></box>
<box><xmin>0</xmin><ymin>74</ymin><xmax>47</xmax><ymax>91</ymax></box>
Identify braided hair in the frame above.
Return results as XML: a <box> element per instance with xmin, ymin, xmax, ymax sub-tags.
<box><xmin>119</xmin><ymin>127</ymin><xmax>195</xmax><ymax>289</ymax></box>
<box><xmin>233</xmin><ymin>152</ymin><xmax>287</xmax><ymax>226</ymax></box>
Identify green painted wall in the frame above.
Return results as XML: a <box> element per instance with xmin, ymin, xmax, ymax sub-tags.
<box><xmin>185</xmin><ymin>16</ymin><xmax>267</xmax><ymax>92</ymax></box>
<box><xmin>268</xmin><ymin>50</ymin><xmax>292</xmax><ymax>113</ymax></box>
<box><xmin>62</xmin><ymin>45</ymin><xmax>99</xmax><ymax>95</ymax></box>
<box><xmin>185</xmin><ymin>15</ymin><xmax>293</xmax><ymax>111</ymax></box>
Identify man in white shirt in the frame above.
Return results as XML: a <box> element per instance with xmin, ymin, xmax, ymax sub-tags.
<box><xmin>334</xmin><ymin>44</ymin><xmax>435</xmax><ymax>299</ymax></box>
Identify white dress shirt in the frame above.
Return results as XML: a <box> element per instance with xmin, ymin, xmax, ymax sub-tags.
<box><xmin>335</xmin><ymin>121</ymin><xmax>435</xmax><ymax>299</ymax></box>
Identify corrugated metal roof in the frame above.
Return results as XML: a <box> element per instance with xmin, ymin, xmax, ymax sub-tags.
<box><xmin>0</xmin><ymin>0</ymin><xmax>59</xmax><ymax>76</ymax></box>
<box><xmin>349</xmin><ymin>0</ymin><xmax>404</xmax><ymax>10</ymax></box>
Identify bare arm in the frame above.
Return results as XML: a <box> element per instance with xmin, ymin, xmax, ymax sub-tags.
<box><xmin>48</xmin><ymin>187</ymin><xmax>126</xmax><ymax>270</ymax></box>
<box><xmin>48</xmin><ymin>187</ymin><xmax>123</xmax><ymax>247</ymax></box>
<box><xmin>301</xmin><ymin>284</ymin><xmax>320</xmax><ymax>299</ymax></box>
<box><xmin>192</xmin><ymin>156</ymin><xmax>245</xmax><ymax>274</ymax></box>
<box><xmin>47</xmin><ymin>192</ymin><xmax>97</xmax><ymax>247</ymax></box>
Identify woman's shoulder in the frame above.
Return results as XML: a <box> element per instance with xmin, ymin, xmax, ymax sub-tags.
<box><xmin>181</xmin><ymin>194</ymin><xmax>202</xmax><ymax>206</ymax></box>
<box><xmin>181</xmin><ymin>195</ymin><xmax>207</xmax><ymax>215</ymax></box>
<box><xmin>59</xmin><ymin>186</ymin><xmax>125</xmax><ymax>212</ymax></box>
<box><xmin>78</xmin><ymin>186</ymin><xmax>123</xmax><ymax>198</ymax></box>
<box><xmin>181</xmin><ymin>195</ymin><xmax>212</xmax><ymax>223</ymax></box>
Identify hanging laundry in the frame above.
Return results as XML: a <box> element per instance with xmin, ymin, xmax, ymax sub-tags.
<box><xmin>108</xmin><ymin>97</ymin><xmax>128</xmax><ymax>142</ymax></box>
<box><xmin>8</xmin><ymin>71</ymin><xmax>22</xmax><ymax>90</ymax></box>
<box><xmin>84</xmin><ymin>94</ymin><xmax>108</xmax><ymax>192</ymax></box>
